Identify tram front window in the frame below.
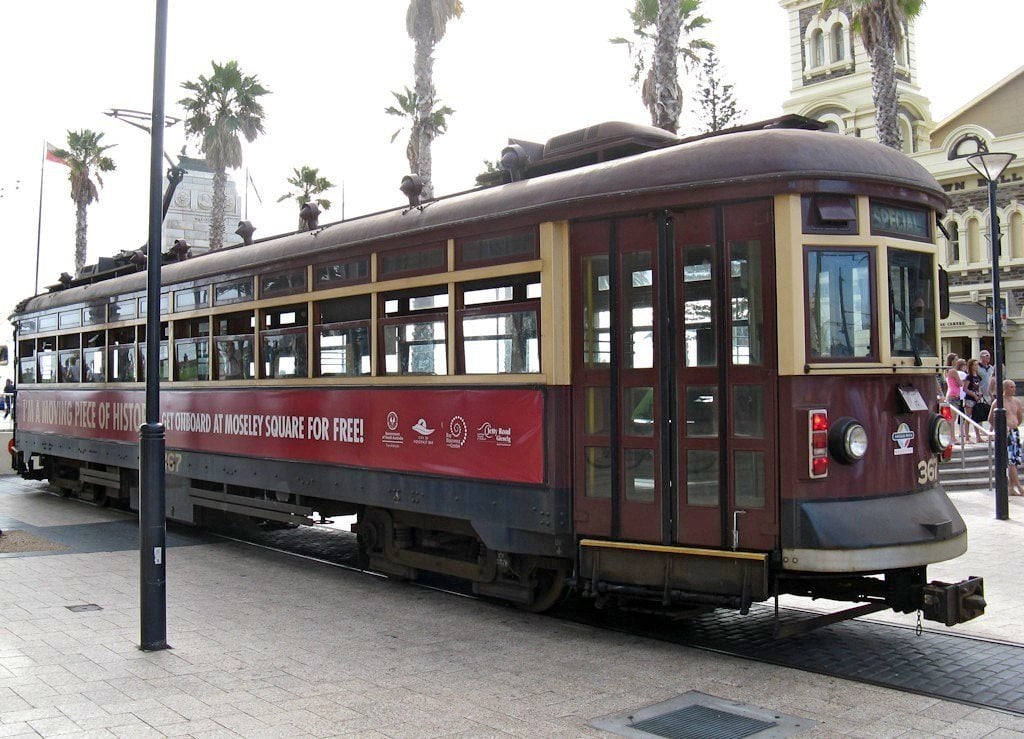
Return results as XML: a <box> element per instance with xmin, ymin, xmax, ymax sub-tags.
<box><xmin>806</xmin><ymin>249</ymin><xmax>874</xmax><ymax>359</ymax></box>
<box><xmin>889</xmin><ymin>249</ymin><xmax>937</xmax><ymax>358</ymax></box>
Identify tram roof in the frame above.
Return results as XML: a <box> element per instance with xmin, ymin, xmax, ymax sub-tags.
<box><xmin>16</xmin><ymin>125</ymin><xmax>947</xmax><ymax>315</ymax></box>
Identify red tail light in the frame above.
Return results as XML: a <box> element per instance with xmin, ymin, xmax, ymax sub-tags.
<box><xmin>809</xmin><ymin>409</ymin><xmax>829</xmax><ymax>478</ymax></box>
<box><xmin>940</xmin><ymin>403</ymin><xmax>953</xmax><ymax>422</ymax></box>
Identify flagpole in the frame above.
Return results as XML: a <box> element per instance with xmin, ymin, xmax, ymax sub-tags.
<box><xmin>34</xmin><ymin>141</ymin><xmax>45</xmax><ymax>296</ymax></box>
<box><xmin>244</xmin><ymin>166</ymin><xmax>249</xmax><ymax>220</ymax></box>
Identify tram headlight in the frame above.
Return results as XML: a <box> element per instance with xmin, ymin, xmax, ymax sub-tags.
<box><xmin>829</xmin><ymin>417</ymin><xmax>868</xmax><ymax>464</ymax></box>
<box><xmin>929</xmin><ymin>412</ymin><xmax>953</xmax><ymax>453</ymax></box>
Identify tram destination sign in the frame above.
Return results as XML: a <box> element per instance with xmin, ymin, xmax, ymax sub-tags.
<box><xmin>870</xmin><ymin>203</ymin><xmax>929</xmax><ymax>240</ymax></box>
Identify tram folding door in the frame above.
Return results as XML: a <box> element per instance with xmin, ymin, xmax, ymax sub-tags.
<box><xmin>571</xmin><ymin>202</ymin><xmax>778</xmax><ymax>552</ymax></box>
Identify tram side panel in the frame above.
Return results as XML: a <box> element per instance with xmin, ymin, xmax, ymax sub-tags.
<box><xmin>13</xmin><ymin>385</ymin><xmax>574</xmax><ymax>558</ymax></box>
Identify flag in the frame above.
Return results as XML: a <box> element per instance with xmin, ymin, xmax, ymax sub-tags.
<box><xmin>45</xmin><ymin>142</ymin><xmax>69</xmax><ymax>167</ymax></box>
<box><xmin>247</xmin><ymin>169</ymin><xmax>263</xmax><ymax>204</ymax></box>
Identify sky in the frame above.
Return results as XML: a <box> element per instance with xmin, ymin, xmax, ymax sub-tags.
<box><xmin>1</xmin><ymin>0</ymin><xmax>1022</xmax><ymax>381</ymax></box>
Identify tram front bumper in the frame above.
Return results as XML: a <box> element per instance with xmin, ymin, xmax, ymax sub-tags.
<box><xmin>921</xmin><ymin>576</ymin><xmax>986</xmax><ymax>625</ymax></box>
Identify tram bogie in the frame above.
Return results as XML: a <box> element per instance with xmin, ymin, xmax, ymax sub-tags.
<box><xmin>8</xmin><ymin>116</ymin><xmax>985</xmax><ymax>631</ymax></box>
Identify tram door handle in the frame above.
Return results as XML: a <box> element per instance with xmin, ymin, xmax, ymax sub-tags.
<box><xmin>731</xmin><ymin>510</ymin><xmax>747</xmax><ymax>551</ymax></box>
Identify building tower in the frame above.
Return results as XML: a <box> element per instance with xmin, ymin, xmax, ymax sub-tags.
<box><xmin>778</xmin><ymin>0</ymin><xmax>933</xmax><ymax>154</ymax></box>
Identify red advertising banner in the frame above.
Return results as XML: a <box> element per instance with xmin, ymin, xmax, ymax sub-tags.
<box><xmin>16</xmin><ymin>387</ymin><xmax>546</xmax><ymax>484</ymax></box>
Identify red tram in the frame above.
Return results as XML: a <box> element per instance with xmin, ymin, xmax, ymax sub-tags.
<box><xmin>8</xmin><ymin>117</ymin><xmax>984</xmax><ymax>628</ymax></box>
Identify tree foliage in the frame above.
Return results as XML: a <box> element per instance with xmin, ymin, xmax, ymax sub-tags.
<box><xmin>692</xmin><ymin>49</ymin><xmax>744</xmax><ymax>133</ymax></box>
<box><xmin>277</xmin><ymin>166</ymin><xmax>334</xmax><ymax>210</ymax></box>
<box><xmin>179</xmin><ymin>60</ymin><xmax>270</xmax><ymax>249</ymax></box>
<box><xmin>610</xmin><ymin>0</ymin><xmax>712</xmax><ymax>133</ymax></box>
<box><xmin>52</xmin><ymin>129</ymin><xmax>116</xmax><ymax>275</ymax></box>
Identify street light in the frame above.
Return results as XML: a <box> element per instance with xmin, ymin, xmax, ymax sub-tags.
<box><xmin>966</xmin><ymin>150</ymin><xmax>1017</xmax><ymax>520</ymax></box>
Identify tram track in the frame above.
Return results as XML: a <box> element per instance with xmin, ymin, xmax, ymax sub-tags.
<box><xmin>237</xmin><ymin>522</ymin><xmax>1024</xmax><ymax>717</ymax></box>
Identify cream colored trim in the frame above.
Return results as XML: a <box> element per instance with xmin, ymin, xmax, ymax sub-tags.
<box><xmin>447</xmin><ymin>280</ymin><xmax>456</xmax><ymax>375</ymax></box>
<box><xmin>540</xmin><ymin>221</ymin><xmax>572</xmax><ymax>385</ymax></box>
<box><xmin>783</xmin><ymin>533</ymin><xmax>967</xmax><ymax>573</ymax></box>
<box><xmin>580</xmin><ymin>538</ymin><xmax>768</xmax><ymax>562</ymax></box>
<box><xmin>775</xmin><ymin>194</ymin><xmax>804</xmax><ymax>376</ymax></box>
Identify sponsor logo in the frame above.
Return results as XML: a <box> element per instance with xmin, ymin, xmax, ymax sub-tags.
<box><xmin>476</xmin><ymin>421</ymin><xmax>512</xmax><ymax>447</ymax></box>
<box><xmin>382</xmin><ymin>410</ymin><xmax>404</xmax><ymax>448</ymax></box>
<box><xmin>892</xmin><ymin>422</ymin><xmax>915</xmax><ymax>456</ymax></box>
<box><xmin>411</xmin><ymin>418</ymin><xmax>435</xmax><ymax>446</ymax></box>
<box><xmin>446</xmin><ymin>416</ymin><xmax>467</xmax><ymax>449</ymax></box>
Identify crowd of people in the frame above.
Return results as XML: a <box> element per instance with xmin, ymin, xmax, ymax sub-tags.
<box><xmin>943</xmin><ymin>350</ymin><xmax>1024</xmax><ymax>496</ymax></box>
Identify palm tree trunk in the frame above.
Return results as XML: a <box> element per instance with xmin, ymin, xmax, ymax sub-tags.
<box><xmin>74</xmin><ymin>197</ymin><xmax>88</xmax><ymax>275</ymax></box>
<box><xmin>211</xmin><ymin>169</ymin><xmax>227</xmax><ymax>250</ymax></box>
<box><xmin>650</xmin><ymin>0</ymin><xmax>682</xmax><ymax>133</ymax></box>
<box><xmin>412</xmin><ymin>2</ymin><xmax>437</xmax><ymax>199</ymax></box>
<box><xmin>871</xmin><ymin>19</ymin><xmax>902</xmax><ymax>151</ymax></box>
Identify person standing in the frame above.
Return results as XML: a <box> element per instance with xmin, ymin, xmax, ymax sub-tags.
<box><xmin>990</xmin><ymin>380</ymin><xmax>1024</xmax><ymax>497</ymax></box>
<box><xmin>964</xmin><ymin>359</ymin><xmax>985</xmax><ymax>442</ymax></box>
<box><xmin>945</xmin><ymin>354</ymin><xmax>965</xmax><ymax>442</ymax></box>
<box><xmin>978</xmin><ymin>350</ymin><xmax>996</xmax><ymax>405</ymax></box>
<box><xmin>2</xmin><ymin>378</ymin><xmax>12</xmax><ymax>419</ymax></box>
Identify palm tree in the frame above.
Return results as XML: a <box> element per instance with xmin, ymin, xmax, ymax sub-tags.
<box><xmin>385</xmin><ymin>86</ymin><xmax>455</xmax><ymax>190</ymax></box>
<box><xmin>52</xmin><ymin>130</ymin><xmax>116</xmax><ymax>275</ymax></box>
<box><xmin>391</xmin><ymin>0</ymin><xmax>464</xmax><ymax>200</ymax></box>
<box><xmin>611</xmin><ymin>0</ymin><xmax>712</xmax><ymax>134</ymax></box>
<box><xmin>277</xmin><ymin>166</ymin><xmax>334</xmax><ymax>230</ymax></box>
<box><xmin>822</xmin><ymin>0</ymin><xmax>925</xmax><ymax>150</ymax></box>
<box><xmin>179</xmin><ymin>60</ymin><xmax>270</xmax><ymax>249</ymax></box>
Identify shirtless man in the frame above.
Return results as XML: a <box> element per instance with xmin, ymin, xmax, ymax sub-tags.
<box><xmin>990</xmin><ymin>380</ymin><xmax>1024</xmax><ymax>496</ymax></box>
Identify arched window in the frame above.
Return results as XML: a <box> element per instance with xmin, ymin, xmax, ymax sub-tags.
<box><xmin>811</xmin><ymin>29</ymin><xmax>825</xmax><ymax>68</ymax></box>
<box><xmin>946</xmin><ymin>220</ymin><xmax>961</xmax><ymax>265</ymax></box>
<box><xmin>1010</xmin><ymin>211</ymin><xmax>1024</xmax><ymax>260</ymax></box>
<box><xmin>967</xmin><ymin>216</ymin><xmax>983</xmax><ymax>264</ymax></box>
<box><xmin>895</xmin><ymin>31</ymin><xmax>908</xmax><ymax>67</ymax></box>
<box><xmin>831</xmin><ymin>23</ymin><xmax>845</xmax><ymax>62</ymax></box>
<box><xmin>899</xmin><ymin>117</ymin><xmax>914</xmax><ymax>154</ymax></box>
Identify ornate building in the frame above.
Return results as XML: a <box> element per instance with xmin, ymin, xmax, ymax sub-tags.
<box><xmin>779</xmin><ymin>0</ymin><xmax>1024</xmax><ymax>372</ymax></box>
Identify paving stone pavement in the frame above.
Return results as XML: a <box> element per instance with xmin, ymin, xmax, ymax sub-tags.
<box><xmin>1</xmin><ymin>472</ymin><xmax>1024</xmax><ymax>738</ymax></box>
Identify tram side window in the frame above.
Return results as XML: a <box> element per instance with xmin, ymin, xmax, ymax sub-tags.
<box><xmin>889</xmin><ymin>249</ymin><xmax>937</xmax><ymax>358</ymax></box>
<box><xmin>36</xmin><ymin>338</ymin><xmax>57</xmax><ymax>384</ymax></box>
<box><xmin>215</xmin><ymin>311</ymin><xmax>255</xmax><ymax>380</ymax></box>
<box><xmin>459</xmin><ymin>275</ymin><xmax>540</xmax><ymax>374</ymax></box>
<box><xmin>58</xmin><ymin>335</ymin><xmax>82</xmax><ymax>382</ymax></box>
<box><xmin>316</xmin><ymin>296</ymin><xmax>371</xmax><ymax>377</ymax></box>
<box><xmin>18</xmin><ymin>340</ymin><xmax>36</xmax><ymax>384</ymax></box>
<box><xmin>138</xmin><ymin>323</ymin><xmax>170</xmax><ymax>381</ymax></box>
<box><xmin>260</xmin><ymin>304</ymin><xmax>308</xmax><ymax>379</ymax></box>
<box><xmin>381</xmin><ymin>286</ymin><xmax>448</xmax><ymax>376</ymax></box>
<box><xmin>806</xmin><ymin>249</ymin><xmax>874</xmax><ymax>359</ymax></box>
<box><xmin>174</xmin><ymin>318</ymin><xmax>210</xmax><ymax>381</ymax></box>
<box><xmin>109</xmin><ymin>327</ymin><xmax>137</xmax><ymax>382</ymax></box>
<box><xmin>582</xmin><ymin>255</ymin><xmax>611</xmax><ymax>367</ymax></box>
<box><xmin>82</xmin><ymin>330</ymin><xmax>105</xmax><ymax>382</ymax></box>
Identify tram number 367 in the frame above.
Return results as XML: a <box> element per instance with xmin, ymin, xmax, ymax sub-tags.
<box><xmin>917</xmin><ymin>457</ymin><xmax>939</xmax><ymax>485</ymax></box>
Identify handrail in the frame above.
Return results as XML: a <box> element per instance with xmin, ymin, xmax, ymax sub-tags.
<box><xmin>946</xmin><ymin>401</ymin><xmax>994</xmax><ymax>490</ymax></box>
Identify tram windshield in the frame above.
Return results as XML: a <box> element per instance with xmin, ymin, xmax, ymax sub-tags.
<box><xmin>806</xmin><ymin>249</ymin><xmax>874</xmax><ymax>359</ymax></box>
<box><xmin>888</xmin><ymin>249</ymin><xmax>937</xmax><ymax>358</ymax></box>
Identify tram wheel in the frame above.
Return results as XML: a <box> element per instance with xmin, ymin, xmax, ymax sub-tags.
<box><xmin>522</xmin><ymin>557</ymin><xmax>571</xmax><ymax>613</ymax></box>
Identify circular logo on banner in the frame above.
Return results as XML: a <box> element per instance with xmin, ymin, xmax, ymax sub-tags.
<box><xmin>446</xmin><ymin>416</ymin><xmax>467</xmax><ymax>449</ymax></box>
<box><xmin>386</xmin><ymin>411</ymin><xmax>399</xmax><ymax>432</ymax></box>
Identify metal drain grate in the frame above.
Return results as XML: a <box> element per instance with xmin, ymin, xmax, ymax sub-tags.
<box><xmin>590</xmin><ymin>691</ymin><xmax>812</xmax><ymax>738</ymax></box>
<box><xmin>632</xmin><ymin>704</ymin><xmax>776</xmax><ymax>739</ymax></box>
<box><xmin>65</xmin><ymin>604</ymin><xmax>102</xmax><ymax>612</ymax></box>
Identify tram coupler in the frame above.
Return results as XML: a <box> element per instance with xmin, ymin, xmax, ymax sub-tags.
<box><xmin>920</xmin><ymin>576</ymin><xmax>985</xmax><ymax>626</ymax></box>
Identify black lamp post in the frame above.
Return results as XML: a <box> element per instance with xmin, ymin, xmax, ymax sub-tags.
<box><xmin>140</xmin><ymin>0</ymin><xmax>170</xmax><ymax>650</ymax></box>
<box><xmin>966</xmin><ymin>150</ymin><xmax>1017</xmax><ymax>520</ymax></box>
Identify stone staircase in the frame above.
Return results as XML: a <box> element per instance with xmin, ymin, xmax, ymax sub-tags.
<box><xmin>939</xmin><ymin>441</ymin><xmax>994</xmax><ymax>492</ymax></box>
